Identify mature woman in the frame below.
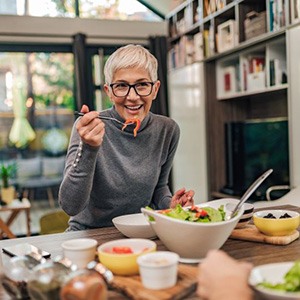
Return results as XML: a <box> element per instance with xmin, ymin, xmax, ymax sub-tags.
<box><xmin>59</xmin><ymin>44</ymin><xmax>194</xmax><ymax>231</ymax></box>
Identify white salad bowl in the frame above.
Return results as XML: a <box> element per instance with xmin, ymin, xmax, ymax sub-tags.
<box><xmin>141</xmin><ymin>198</ymin><xmax>244</xmax><ymax>263</ymax></box>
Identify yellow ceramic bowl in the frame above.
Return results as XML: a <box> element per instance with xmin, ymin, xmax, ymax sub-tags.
<box><xmin>97</xmin><ymin>238</ymin><xmax>156</xmax><ymax>275</ymax></box>
<box><xmin>253</xmin><ymin>210</ymin><xmax>300</xmax><ymax>236</ymax></box>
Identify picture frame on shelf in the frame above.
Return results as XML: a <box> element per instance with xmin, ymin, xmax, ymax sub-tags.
<box><xmin>217</xmin><ymin>20</ymin><xmax>238</xmax><ymax>53</ymax></box>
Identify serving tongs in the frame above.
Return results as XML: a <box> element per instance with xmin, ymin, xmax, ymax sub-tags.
<box><xmin>74</xmin><ymin>111</ymin><xmax>133</xmax><ymax>126</ymax></box>
<box><xmin>226</xmin><ymin>169</ymin><xmax>273</xmax><ymax>220</ymax></box>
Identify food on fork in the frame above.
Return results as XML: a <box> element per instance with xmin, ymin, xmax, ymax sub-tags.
<box><xmin>122</xmin><ymin>118</ymin><xmax>141</xmax><ymax>137</ymax></box>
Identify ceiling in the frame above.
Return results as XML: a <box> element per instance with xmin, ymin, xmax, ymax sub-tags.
<box><xmin>138</xmin><ymin>0</ymin><xmax>182</xmax><ymax>18</ymax></box>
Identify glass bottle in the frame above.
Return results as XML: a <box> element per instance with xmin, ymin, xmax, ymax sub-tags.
<box><xmin>60</xmin><ymin>261</ymin><xmax>113</xmax><ymax>300</ymax></box>
<box><xmin>26</xmin><ymin>256</ymin><xmax>75</xmax><ymax>300</ymax></box>
<box><xmin>1</xmin><ymin>254</ymin><xmax>42</xmax><ymax>299</ymax></box>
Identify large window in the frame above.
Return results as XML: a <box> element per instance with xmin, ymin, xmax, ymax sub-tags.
<box><xmin>0</xmin><ymin>49</ymin><xmax>74</xmax><ymax>155</ymax></box>
<box><xmin>0</xmin><ymin>0</ymin><xmax>162</xmax><ymax>21</ymax></box>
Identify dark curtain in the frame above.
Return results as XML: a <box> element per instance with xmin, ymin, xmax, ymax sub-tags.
<box><xmin>149</xmin><ymin>36</ymin><xmax>169</xmax><ymax>117</ymax></box>
<box><xmin>73</xmin><ymin>33</ymin><xmax>94</xmax><ymax>110</ymax></box>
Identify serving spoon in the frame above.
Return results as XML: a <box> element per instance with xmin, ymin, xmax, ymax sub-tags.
<box><xmin>226</xmin><ymin>168</ymin><xmax>273</xmax><ymax>220</ymax></box>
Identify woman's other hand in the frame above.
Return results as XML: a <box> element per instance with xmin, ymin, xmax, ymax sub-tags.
<box><xmin>170</xmin><ymin>188</ymin><xmax>195</xmax><ymax>208</ymax></box>
<box><xmin>197</xmin><ymin>250</ymin><xmax>253</xmax><ymax>300</ymax></box>
<box><xmin>76</xmin><ymin>105</ymin><xmax>105</xmax><ymax>147</ymax></box>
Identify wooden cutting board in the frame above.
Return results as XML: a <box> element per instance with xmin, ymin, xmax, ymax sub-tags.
<box><xmin>230</xmin><ymin>224</ymin><xmax>299</xmax><ymax>245</ymax></box>
<box><xmin>109</xmin><ymin>264</ymin><xmax>198</xmax><ymax>300</ymax></box>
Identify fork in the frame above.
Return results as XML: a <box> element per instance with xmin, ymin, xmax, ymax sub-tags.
<box><xmin>74</xmin><ymin>111</ymin><xmax>133</xmax><ymax>126</ymax></box>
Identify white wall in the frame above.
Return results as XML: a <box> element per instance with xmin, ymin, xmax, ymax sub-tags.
<box><xmin>169</xmin><ymin>62</ymin><xmax>208</xmax><ymax>203</ymax></box>
<box><xmin>0</xmin><ymin>15</ymin><xmax>167</xmax><ymax>45</ymax></box>
<box><xmin>287</xmin><ymin>26</ymin><xmax>300</xmax><ymax>188</ymax></box>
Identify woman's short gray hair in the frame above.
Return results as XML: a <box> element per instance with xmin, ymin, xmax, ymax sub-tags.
<box><xmin>104</xmin><ymin>44</ymin><xmax>158</xmax><ymax>84</ymax></box>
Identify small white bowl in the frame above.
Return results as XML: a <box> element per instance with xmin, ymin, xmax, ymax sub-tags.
<box><xmin>61</xmin><ymin>238</ymin><xmax>97</xmax><ymax>269</ymax></box>
<box><xmin>249</xmin><ymin>261</ymin><xmax>300</xmax><ymax>299</ymax></box>
<box><xmin>112</xmin><ymin>213</ymin><xmax>156</xmax><ymax>239</ymax></box>
<box><xmin>137</xmin><ymin>251</ymin><xmax>179</xmax><ymax>290</ymax></box>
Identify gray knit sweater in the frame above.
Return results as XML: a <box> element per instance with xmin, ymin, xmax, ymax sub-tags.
<box><xmin>59</xmin><ymin>107</ymin><xmax>180</xmax><ymax>230</ymax></box>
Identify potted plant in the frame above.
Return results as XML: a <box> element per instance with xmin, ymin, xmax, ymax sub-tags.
<box><xmin>0</xmin><ymin>162</ymin><xmax>16</xmax><ymax>204</ymax></box>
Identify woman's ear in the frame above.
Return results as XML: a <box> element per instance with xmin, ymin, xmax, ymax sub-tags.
<box><xmin>152</xmin><ymin>80</ymin><xmax>161</xmax><ymax>100</ymax></box>
<box><xmin>104</xmin><ymin>84</ymin><xmax>114</xmax><ymax>103</ymax></box>
<box><xmin>103</xmin><ymin>83</ymin><xmax>110</xmax><ymax>96</ymax></box>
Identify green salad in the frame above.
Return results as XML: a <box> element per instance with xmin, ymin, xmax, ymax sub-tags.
<box><xmin>258</xmin><ymin>261</ymin><xmax>300</xmax><ymax>292</ymax></box>
<box><xmin>148</xmin><ymin>204</ymin><xmax>226</xmax><ymax>223</ymax></box>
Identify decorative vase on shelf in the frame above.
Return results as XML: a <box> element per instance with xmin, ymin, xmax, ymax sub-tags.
<box><xmin>0</xmin><ymin>163</ymin><xmax>16</xmax><ymax>205</ymax></box>
<box><xmin>1</xmin><ymin>186</ymin><xmax>15</xmax><ymax>204</ymax></box>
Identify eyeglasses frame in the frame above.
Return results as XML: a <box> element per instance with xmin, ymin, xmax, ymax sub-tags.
<box><xmin>109</xmin><ymin>81</ymin><xmax>155</xmax><ymax>97</ymax></box>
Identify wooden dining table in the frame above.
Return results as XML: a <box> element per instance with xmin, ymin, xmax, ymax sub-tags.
<box><xmin>0</xmin><ymin>204</ymin><xmax>300</xmax><ymax>299</ymax></box>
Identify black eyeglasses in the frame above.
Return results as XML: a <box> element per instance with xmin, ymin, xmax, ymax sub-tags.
<box><xmin>110</xmin><ymin>82</ymin><xmax>155</xmax><ymax>97</ymax></box>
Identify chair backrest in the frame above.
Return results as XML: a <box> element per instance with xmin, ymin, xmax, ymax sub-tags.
<box><xmin>39</xmin><ymin>210</ymin><xmax>69</xmax><ymax>235</ymax></box>
<box><xmin>42</xmin><ymin>156</ymin><xmax>66</xmax><ymax>178</ymax></box>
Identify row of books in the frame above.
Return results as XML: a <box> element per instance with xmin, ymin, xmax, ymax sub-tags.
<box><xmin>169</xmin><ymin>4</ymin><xmax>197</xmax><ymax>37</ymax></box>
<box><xmin>220</xmin><ymin>55</ymin><xmax>286</xmax><ymax>95</ymax></box>
<box><xmin>269</xmin><ymin>0</ymin><xmax>286</xmax><ymax>32</ymax></box>
<box><xmin>168</xmin><ymin>18</ymin><xmax>239</xmax><ymax>69</ymax></box>
<box><xmin>167</xmin><ymin>28</ymin><xmax>214</xmax><ymax>69</ymax></box>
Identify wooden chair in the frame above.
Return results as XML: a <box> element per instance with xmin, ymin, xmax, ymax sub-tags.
<box><xmin>39</xmin><ymin>210</ymin><xmax>69</xmax><ymax>235</ymax></box>
<box><xmin>253</xmin><ymin>186</ymin><xmax>300</xmax><ymax>209</ymax></box>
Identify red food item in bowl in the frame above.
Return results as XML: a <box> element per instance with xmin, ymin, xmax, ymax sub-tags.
<box><xmin>105</xmin><ymin>246</ymin><xmax>134</xmax><ymax>254</ymax></box>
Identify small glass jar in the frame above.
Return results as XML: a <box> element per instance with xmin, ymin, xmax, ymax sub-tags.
<box><xmin>26</xmin><ymin>257</ymin><xmax>75</xmax><ymax>300</ymax></box>
<box><xmin>1</xmin><ymin>255</ymin><xmax>41</xmax><ymax>299</ymax></box>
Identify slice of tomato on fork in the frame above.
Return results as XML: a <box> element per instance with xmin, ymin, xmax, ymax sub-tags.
<box><xmin>122</xmin><ymin>118</ymin><xmax>141</xmax><ymax>137</ymax></box>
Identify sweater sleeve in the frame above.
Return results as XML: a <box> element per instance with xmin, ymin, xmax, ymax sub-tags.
<box><xmin>58</xmin><ymin>121</ymin><xmax>100</xmax><ymax>216</ymax></box>
<box><xmin>151</xmin><ymin>121</ymin><xmax>180</xmax><ymax>209</ymax></box>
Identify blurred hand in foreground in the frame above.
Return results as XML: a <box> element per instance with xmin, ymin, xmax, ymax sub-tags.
<box><xmin>197</xmin><ymin>250</ymin><xmax>253</xmax><ymax>300</ymax></box>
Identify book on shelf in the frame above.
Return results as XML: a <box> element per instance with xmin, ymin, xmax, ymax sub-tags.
<box><xmin>185</xmin><ymin>36</ymin><xmax>195</xmax><ymax>65</ymax></box>
<box><xmin>203</xmin><ymin>30</ymin><xmax>210</xmax><ymax>57</ymax></box>
<box><xmin>204</xmin><ymin>0</ymin><xmax>219</xmax><ymax>16</ymax></box>
<box><xmin>291</xmin><ymin>0</ymin><xmax>300</xmax><ymax>23</ymax></box>
<box><xmin>184</xmin><ymin>4</ymin><xmax>193</xmax><ymax>29</ymax></box>
<box><xmin>204</xmin><ymin>0</ymin><xmax>211</xmax><ymax>16</ymax></box>
<box><xmin>199</xmin><ymin>26</ymin><xmax>214</xmax><ymax>58</ymax></box>
<box><xmin>269</xmin><ymin>58</ymin><xmax>285</xmax><ymax>86</ymax></box>
<box><xmin>208</xmin><ymin>24</ymin><xmax>215</xmax><ymax>56</ymax></box>
<box><xmin>223</xmin><ymin>66</ymin><xmax>237</xmax><ymax>94</ymax></box>
<box><xmin>217</xmin><ymin>19</ymin><xmax>238</xmax><ymax>53</ymax></box>
<box><xmin>194</xmin><ymin>31</ymin><xmax>204</xmax><ymax>61</ymax></box>
<box><xmin>248</xmin><ymin>56</ymin><xmax>265</xmax><ymax>73</ymax></box>
<box><xmin>247</xmin><ymin>55</ymin><xmax>266</xmax><ymax>91</ymax></box>
<box><xmin>240</xmin><ymin>57</ymin><xmax>249</xmax><ymax>91</ymax></box>
<box><xmin>240</xmin><ymin>55</ymin><xmax>265</xmax><ymax>92</ymax></box>
<box><xmin>216</xmin><ymin>0</ymin><xmax>226</xmax><ymax>10</ymax></box>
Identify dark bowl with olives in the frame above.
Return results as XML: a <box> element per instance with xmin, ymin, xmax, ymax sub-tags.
<box><xmin>253</xmin><ymin>210</ymin><xmax>300</xmax><ymax>236</ymax></box>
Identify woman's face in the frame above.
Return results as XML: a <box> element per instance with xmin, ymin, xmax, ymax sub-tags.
<box><xmin>104</xmin><ymin>67</ymin><xmax>160</xmax><ymax>122</ymax></box>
